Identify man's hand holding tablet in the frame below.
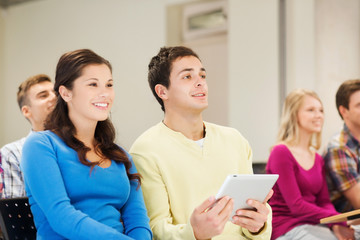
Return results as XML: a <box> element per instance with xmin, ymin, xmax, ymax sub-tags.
<box><xmin>215</xmin><ymin>174</ymin><xmax>278</xmax><ymax>233</ymax></box>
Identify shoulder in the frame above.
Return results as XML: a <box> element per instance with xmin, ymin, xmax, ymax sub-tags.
<box><xmin>25</xmin><ymin>130</ymin><xmax>59</xmax><ymax>144</ymax></box>
<box><xmin>268</xmin><ymin>144</ymin><xmax>293</xmax><ymax>165</ymax></box>
<box><xmin>0</xmin><ymin>136</ymin><xmax>27</xmax><ymax>157</ymax></box>
<box><xmin>130</xmin><ymin>122</ymin><xmax>168</xmax><ymax>152</ymax></box>
<box><xmin>23</xmin><ymin>130</ymin><xmax>66</xmax><ymax>153</ymax></box>
<box><xmin>323</xmin><ymin>128</ymin><xmax>354</xmax><ymax>160</ymax></box>
<box><xmin>325</xmin><ymin>132</ymin><xmax>342</xmax><ymax>150</ymax></box>
<box><xmin>315</xmin><ymin>152</ymin><xmax>325</xmax><ymax>165</ymax></box>
<box><xmin>21</xmin><ymin>131</ymin><xmax>71</xmax><ymax>169</ymax></box>
<box><xmin>270</xmin><ymin>144</ymin><xmax>290</xmax><ymax>154</ymax></box>
<box><xmin>315</xmin><ymin>152</ymin><xmax>323</xmax><ymax>160</ymax></box>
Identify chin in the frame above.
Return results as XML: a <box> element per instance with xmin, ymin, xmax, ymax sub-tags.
<box><xmin>98</xmin><ymin>116</ymin><xmax>109</xmax><ymax>122</ymax></box>
<box><xmin>200</xmin><ymin>104</ymin><xmax>209</xmax><ymax>110</ymax></box>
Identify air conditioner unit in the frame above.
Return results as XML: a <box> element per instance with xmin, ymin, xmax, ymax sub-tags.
<box><xmin>182</xmin><ymin>0</ymin><xmax>228</xmax><ymax>42</ymax></box>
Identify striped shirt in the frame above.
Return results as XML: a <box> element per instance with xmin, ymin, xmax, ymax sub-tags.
<box><xmin>0</xmin><ymin>132</ymin><xmax>30</xmax><ymax>198</ymax></box>
<box><xmin>323</xmin><ymin>124</ymin><xmax>360</xmax><ymax>212</ymax></box>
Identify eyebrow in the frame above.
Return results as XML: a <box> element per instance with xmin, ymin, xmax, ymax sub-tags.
<box><xmin>178</xmin><ymin>67</ymin><xmax>206</xmax><ymax>75</ymax></box>
<box><xmin>85</xmin><ymin>78</ymin><xmax>99</xmax><ymax>81</ymax></box>
<box><xmin>85</xmin><ymin>78</ymin><xmax>113</xmax><ymax>82</ymax></box>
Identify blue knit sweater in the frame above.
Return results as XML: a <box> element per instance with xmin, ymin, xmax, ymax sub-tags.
<box><xmin>21</xmin><ymin>130</ymin><xmax>152</xmax><ymax>240</ymax></box>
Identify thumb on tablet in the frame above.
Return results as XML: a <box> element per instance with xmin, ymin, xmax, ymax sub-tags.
<box><xmin>263</xmin><ymin>189</ymin><xmax>274</xmax><ymax>203</ymax></box>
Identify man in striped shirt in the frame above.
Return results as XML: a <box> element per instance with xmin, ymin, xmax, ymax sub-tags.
<box><xmin>324</xmin><ymin>79</ymin><xmax>360</xmax><ymax>213</ymax></box>
<box><xmin>0</xmin><ymin>74</ymin><xmax>55</xmax><ymax>198</ymax></box>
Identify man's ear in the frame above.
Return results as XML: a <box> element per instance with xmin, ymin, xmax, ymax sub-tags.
<box><xmin>339</xmin><ymin>105</ymin><xmax>347</xmax><ymax>119</ymax></box>
<box><xmin>21</xmin><ymin>105</ymin><xmax>31</xmax><ymax>119</ymax></box>
<box><xmin>155</xmin><ymin>84</ymin><xmax>168</xmax><ymax>100</ymax></box>
<box><xmin>59</xmin><ymin>85</ymin><xmax>72</xmax><ymax>102</ymax></box>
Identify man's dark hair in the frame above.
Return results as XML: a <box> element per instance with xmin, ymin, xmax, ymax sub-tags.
<box><xmin>336</xmin><ymin>79</ymin><xmax>360</xmax><ymax>119</ymax></box>
<box><xmin>148</xmin><ymin>46</ymin><xmax>200</xmax><ymax>111</ymax></box>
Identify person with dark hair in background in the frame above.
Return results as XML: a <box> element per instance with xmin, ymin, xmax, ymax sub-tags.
<box><xmin>324</xmin><ymin>79</ymin><xmax>360</xmax><ymax>214</ymax></box>
<box><xmin>130</xmin><ymin>46</ymin><xmax>272</xmax><ymax>240</ymax></box>
<box><xmin>266</xmin><ymin>89</ymin><xmax>354</xmax><ymax>240</ymax></box>
<box><xmin>0</xmin><ymin>74</ymin><xmax>56</xmax><ymax>198</ymax></box>
<box><xmin>21</xmin><ymin>49</ymin><xmax>152</xmax><ymax>240</ymax></box>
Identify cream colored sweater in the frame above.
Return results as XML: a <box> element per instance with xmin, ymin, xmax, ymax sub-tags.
<box><xmin>130</xmin><ymin>122</ymin><xmax>272</xmax><ymax>240</ymax></box>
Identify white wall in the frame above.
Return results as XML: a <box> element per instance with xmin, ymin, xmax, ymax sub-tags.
<box><xmin>228</xmin><ymin>0</ymin><xmax>280</xmax><ymax>162</ymax></box>
<box><xmin>1</xmin><ymin>0</ymin><xmax>359</xmax><ymax>162</ymax></box>
<box><xmin>1</xmin><ymin>0</ymin><xmax>166</xmax><ymax>150</ymax></box>
<box><xmin>316</xmin><ymin>0</ymin><xmax>360</xmax><ymax>151</ymax></box>
<box><xmin>0</xmin><ymin>8</ymin><xmax>5</xmax><ymax>145</ymax></box>
<box><xmin>286</xmin><ymin>0</ymin><xmax>316</xmax><ymax>91</ymax></box>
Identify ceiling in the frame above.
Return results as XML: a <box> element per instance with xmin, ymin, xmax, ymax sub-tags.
<box><xmin>0</xmin><ymin>0</ymin><xmax>39</xmax><ymax>8</ymax></box>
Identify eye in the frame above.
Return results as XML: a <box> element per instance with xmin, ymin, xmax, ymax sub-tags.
<box><xmin>183</xmin><ymin>75</ymin><xmax>191</xmax><ymax>80</ymax></box>
<box><xmin>38</xmin><ymin>92</ymin><xmax>49</xmax><ymax>99</ymax></box>
<box><xmin>107</xmin><ymin>83</ymin><xmax>113</xmax><ymax>87</ymax></box>
<box><xmin>200</xmin><ymin>74</ymin><xmax>206</xmax><ymax>79</ymax></box>
<box><xmin>88</xmin><ymin>82</ymin><xmax>97</xmax><ymax>87</ymax></box>
<box><xmin>306</xmin><ymin>108</ymin><xmax>314</xmax><ymax>112</ymax></box>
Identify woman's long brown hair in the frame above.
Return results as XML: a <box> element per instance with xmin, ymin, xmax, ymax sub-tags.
<box><xmin>45</xmin><ymin>49</ymin><xmax>141</xmax><ymax>186</ymax></box>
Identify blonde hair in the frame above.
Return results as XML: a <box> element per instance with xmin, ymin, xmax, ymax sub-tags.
<box><xmin>277</xmin><ymin>88</ymin><xmax>323</xmax><ymax>150</ymax></box>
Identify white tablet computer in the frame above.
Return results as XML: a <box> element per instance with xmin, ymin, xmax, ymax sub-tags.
<box><xmin>215</xmin><ymin>174</ymin><xmax>279</xmax><ymax>219</ymax></box>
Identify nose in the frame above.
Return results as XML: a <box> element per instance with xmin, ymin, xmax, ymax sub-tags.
<box><xmin>194</xmin><ymin>77</ymin><xmax>206</xmax><ymax>88</ymax></box>
<box><xmin>99</xmin><ymin>88</ymin><xmax>112</xmax><ymax>98</ymax></box>
<box><xmin>315</xmin><ymin>109</ymin><xmax>324</xmax><ymax>118</ymax></box>
<box><xmin>99</xmin><ymin>93</ymin><xmax>109</xmax><ymax>98</ymax></box>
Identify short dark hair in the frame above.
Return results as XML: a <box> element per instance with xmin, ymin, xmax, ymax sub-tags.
<box><xmin>148</xmin><ymin>46</ymin><xmax>200</xmax><ymax>111</ymax></box>
<box><xmin>336</xmin><ymin>79</ymin><xmax>360</xmax><ymax>119</ymax></box>
<box><xmin>17</xmin><ymin>74</ymin><xmax>52</xmax><ymax>109</ymax></box>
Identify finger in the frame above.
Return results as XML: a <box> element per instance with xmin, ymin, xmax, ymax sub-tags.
<box><xmin>236</xmin><ymin>208</ymin><xmax>267</xmax><ymax>225</ymax></box>
<box><xmin>246</xmin><ymin>199</ymin><xmax>270</xmax><ymax>215</ymax></box>
<box><xmin>218</xmin><ymin>198</ymin><xmax>234</xmax><ymax>221</ymax></box>
<box><xmin>232</xmin><ymin>215</ymin><xmax>264</xmax><ymax>233</ymax></box>
<box><xmin>208</xmin><ymin>196</ymin><xmax>231</xmax><ymax>214</ymax></box>
<box><xmin>195</xmin><ymin>196</ymin><xmax>217</xmax><ymax>214</ymax></box>
<box><xmin>263</xmin><ymin>189</ymin><xmax>274</xmax><ymax>203</ymax></box>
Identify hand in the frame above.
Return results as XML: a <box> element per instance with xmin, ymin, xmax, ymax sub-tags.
<box><xmin>231</xmin><ymin>189</ymin><xmax>273</xmax><ymax>233</ymax></box>
<box><xmin>190</xmin><ymin>196</ymin><xmax>234</xmax><ymax>240</ymax></box>
<box><xmin>332</xmin><ymin>225</ymin><xmax>354</xmax><ymax>240</ymax></box>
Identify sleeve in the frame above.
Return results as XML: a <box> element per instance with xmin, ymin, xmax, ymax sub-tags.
<box><xmin>120</xmin><ymin>153</ymin><xmax>152</xmax><ymax>240</ymax></box>
<box><xmin>324</xmin><ymin>146</ymin><xmax>360</xmax><ymax>193</ymax></box>
<box><xmin>0</xmin><ymin>145</ymin><xmax>24</xmax><ymax>198</ymax></box>
<box><xmin>267</xmin><ymin>145</ymin><xmax>339</xmax><ymax>220</ymax></box>
<box><xmin>130</xmin><ymin>151</ymin><xmax>196</xmax><ymax>240</ymax></box>
<box><xmin>21</xmin><ymin>133</ymin><xmax>135</xmax><ymax>240</ymax></box>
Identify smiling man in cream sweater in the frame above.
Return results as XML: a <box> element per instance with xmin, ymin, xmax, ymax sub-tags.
<box><xmin>130</xmin><ymin>46</ymin><xmax>272</xmax><ymax>240</ymax></box>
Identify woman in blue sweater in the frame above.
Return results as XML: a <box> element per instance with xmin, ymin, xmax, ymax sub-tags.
<box><xmin>21</xmin><ymin>49</ymin><xmax>152</xmax><ymax>240</ymax></box>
